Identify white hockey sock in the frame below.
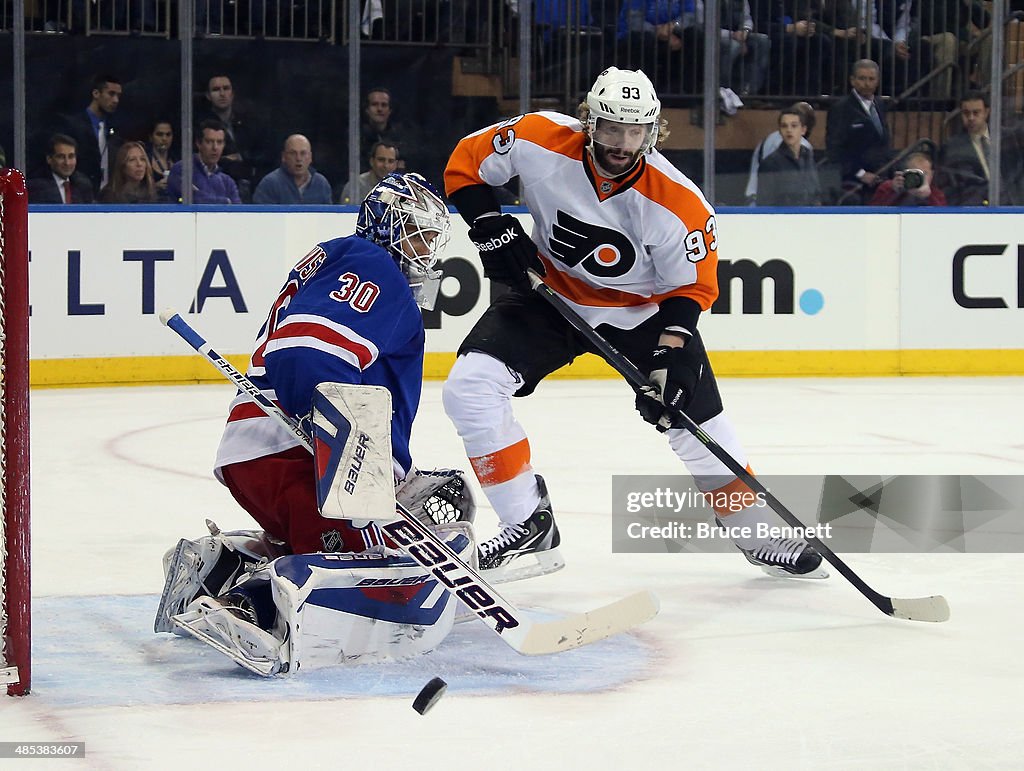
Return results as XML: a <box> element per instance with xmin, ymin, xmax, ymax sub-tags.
<box><xmin>443</xmin><ymin>352</ymin><xmax>540</xmax><ymax>525</ymax></box>
<box><xmin>477</xmin><ymin>472</ymin><xmax>541</xmax><ymax>526</ymax></box>
<box><xmin>716</xmin><ymin>504</ymin><xmax>774</xmax><ymax>550</ymax></box>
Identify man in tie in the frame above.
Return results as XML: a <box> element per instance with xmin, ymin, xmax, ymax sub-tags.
<box><xmin>55</xmin><ymin>74</ymin><xmax>123</xmax><ymax>196</ymax></box>
<box><xmin>938</xmin><ymin>91</ymin><xmax>993</xmax><ymax>206</ymax></box>
<box><xmin>27</xmin><ymin>134</ymin><xmax>96</xmax><ymax>204</ymax></box>
<box><xmin>824</xmin><ymin>59</ymin><xmax>895</xmax><ymax>204</ymax></box>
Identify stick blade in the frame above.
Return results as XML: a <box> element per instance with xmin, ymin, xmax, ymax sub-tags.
<box><xmin>890</xmin><ymin>595</ymin><xmax>950</xmax><ymax>623</ymax></box>
<box><xmin>513</xmin><ymin>590</ymin><xmax>660</xmax><ymax>655</ymax></box>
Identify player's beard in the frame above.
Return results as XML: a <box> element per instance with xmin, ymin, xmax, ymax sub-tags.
<box><xmin>591</xmin><ymin>142</ymin><xmax>641</xmax><ymax>178</ymax></box>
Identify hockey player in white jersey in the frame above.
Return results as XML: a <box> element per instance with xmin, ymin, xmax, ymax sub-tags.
<box><xmin>443</xmin><ymin>67</ymin><xmax>827</xmax><ymax>582</ymax></box>
<box><xmin>154</xmin><ymin>173</ymin><xmax>479</xmax><ymax>675</ymax></box>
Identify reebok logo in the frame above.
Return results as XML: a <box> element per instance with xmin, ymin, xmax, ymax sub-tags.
<box><xmin>474</xmin><ymin>227</ymin><xmax>519</xmax><ymax>252</ymax></box>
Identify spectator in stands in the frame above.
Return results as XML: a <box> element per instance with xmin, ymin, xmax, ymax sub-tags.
<box><xmin>820</xmin><ymin>0</ymin><xmax>865</xmax><ymax>92</ymax></box>
<box><xmin>616</xmin><ymin>0</ymin><xmax>704</xmax><ymax>94</ymax></box>
<box><xmin>360</xmin><ymin>88</ymin><xmax>408</xmax><ymax>172</ymax></box>
<box><xmin>55</xmin><ymin>74</ymin><xmax>123</xmax><ymax>195</ymax></box>
<box><xmin>937</xmin><ymin>90</ymin><xmax>991</xmax><ymax>205</ymax></box>
<box><xmin>958</xmin><ymin>0</ymin><xmax>993</xmax><ymax>90</ymax></box>
<box><xmin>717</xmin><ymin>0</ymin><xmax>772</xmax><ymax>96</ymax></box>
<box><xmin>853</xmin><ymin>0</ymin><xmax>914</xmax><ymax>94</ymax></box>
<box><xmin>869</xmin><ymin>151</ymin><xmax>946</xmax><ymax>205</ymax></box>
<box><xmin>196</xmin><ymin>73</ymin><xmax>266</xmax><ymax>202</ymax></box>
<box><xmin>746</xmin><ymin>101</ymin><xmax>815</xmax><ymax>204</ymax></box>
<box><xmin>145</xmin><ymin>119</ymin><xmax>177</xmax><ymax>202</ymax></box>
<box><xmin>825</xmin><ymin>59</ymin><xmax>893</xmax><ymax>203</ymax></box>
<box><xmin>757</xmin><ymin>0</ymin><xmax>835</xmax><ymax>95</ymax></box>
<box><xmin>99</xmin><ymin>141</ymin><xmax>159</xmax><ymax>204</ymax></box>
<box><xmin>252</xmin><ymin>134</ymin><xmax>333</xmax><ymax>204</ymax></box>
<box><xmin>195</xmin><ymin>0</ymin><xmax>267</xmax><ymax>35</ymax></box>
<box><xmin>854</xmin><ymin>0</ymin><xmax>953</xmax><ymax>98</ymax></box>
<box><xmin>167</xmin><ymin>119</ymin><xmax>241</xmax><ymax>204</ymax></box>
<box><xmin>27</xmin><ymin>134</ymin><xmax>96</xmax><ymax>204</ymax></box>
<box><xmin>757</xmin><ymin>108</ymin><xmax>822</xmax><ymax>205</ymax></box>
<box><xmin>908</xmin><ymin>0</ymin><xmax>958</xmax><ymax>99</ymax></box>
<box><xmin>339</xmin><ymin>141</ymin><xmax>400</xmax><ymax>204</ymax></box>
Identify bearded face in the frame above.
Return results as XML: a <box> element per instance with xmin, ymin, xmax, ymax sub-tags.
<box><xmin>589</xmin><ymin>118</ymin><xmax>653</xmax><ymax>177</ymax></box>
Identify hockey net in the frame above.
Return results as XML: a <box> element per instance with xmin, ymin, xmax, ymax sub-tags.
<box><xmin>0</xmin><ymin>169</ymin><xmax>30</xmax><ymax>696</ymax></box>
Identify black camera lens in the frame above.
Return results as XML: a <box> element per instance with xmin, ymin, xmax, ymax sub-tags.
<box><xmin>903</xmin><ymin>168</ymin><xmax>926</xmax><ymax>190</ymax></box>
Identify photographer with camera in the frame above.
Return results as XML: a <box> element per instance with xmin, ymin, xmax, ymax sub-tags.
<box><xmin>869</xmin><ymin>151</ymin><xmax>947</xmax><ymax>207</ymax></box>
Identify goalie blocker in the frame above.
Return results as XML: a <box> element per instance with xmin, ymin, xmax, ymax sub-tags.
<box><xmin>159</xmin><ymin>382</ymin><xmax>479</xmax><ymax>675</ymax></box>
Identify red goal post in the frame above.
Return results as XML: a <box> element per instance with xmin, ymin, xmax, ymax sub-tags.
<box><xmin>0</xmin><ymin>168</ymin><xmax>31</xmax><ymax>697</ymax></box>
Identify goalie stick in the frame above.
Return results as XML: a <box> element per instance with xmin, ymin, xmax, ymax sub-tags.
<box><xmin>159</xmin><ymin>309</ymin><xmax>660</xmax><ymax>654</ymax></box>
<box><xmin>525</xmin><ymin>272</ymin><xmax>950</xmax><ymax>624</ymax></box>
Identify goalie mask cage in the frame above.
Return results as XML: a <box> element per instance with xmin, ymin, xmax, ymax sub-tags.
<box><xmin>0</xmin><ymin>169</ymin><xmax>31</xmax><ymax>697</ymax></box>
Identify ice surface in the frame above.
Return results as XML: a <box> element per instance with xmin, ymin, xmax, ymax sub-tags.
<box><xmin>4</xmin><ymin>377</ymin><xmax>1023</xmax><ymax>769</ymax></box>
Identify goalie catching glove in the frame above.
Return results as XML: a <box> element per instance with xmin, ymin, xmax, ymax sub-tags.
<box><xmin>635</xmin><ymin>343</ymin><xmax>704</xmax><ymax>431</ymax></box>
<box><xmin>468</xmin><ymin>213</ymin><xmax>544</xmax><ymax>293</ymax></box>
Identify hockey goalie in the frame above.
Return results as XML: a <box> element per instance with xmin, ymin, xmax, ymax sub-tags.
<box><xmin>154</xmin><ymin>173</ymin><xmax>478</xmax><ymax>675</ymax></box>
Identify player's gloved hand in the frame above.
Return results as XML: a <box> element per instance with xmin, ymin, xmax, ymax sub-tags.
<box><xmin>635</xmin><ymin>343</ymin><xmax>704</xmax><ymax>432</ymax></box>
<box><xmin>468</xmin><ymin>213</ymin><xmax>543</xmax><ymax>293</ymax></box>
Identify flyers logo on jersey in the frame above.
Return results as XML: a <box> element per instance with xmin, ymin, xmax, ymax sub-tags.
<box><xmin>548</xmin><ymin>210</ymin><xmax>636</xmax><ymax>278</ymax></box>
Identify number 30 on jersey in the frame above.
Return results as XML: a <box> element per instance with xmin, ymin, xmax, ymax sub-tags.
<box><xmin>330</xmin><ymin>272</ymin><xmax>380</xmax><ymax>313</ymax></box>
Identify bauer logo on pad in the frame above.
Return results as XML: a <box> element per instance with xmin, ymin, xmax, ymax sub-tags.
<box><xmin>311</xmin><ymin>382</ymin><xmax>396</xmax><ymax>521</ymax></box>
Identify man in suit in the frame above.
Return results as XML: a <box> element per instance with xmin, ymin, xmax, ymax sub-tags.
<box><xmin>938</xmin><ymin>91</ymin><xmax>991</xmax><ymax>206</ymax></box>
<box><xmin>27</xmin><ymin>134</ymin><xmax>96</xmax><ymax>204</ymax></box>
<box><xmin>825</xmin><ymin>59</ymin><xmax>894</xmax><ymax>204</ymax></box>
<box><xmin>56</xmin><ymin>74</ymin><xmax>123</xmax><ymax>196</ymax></box>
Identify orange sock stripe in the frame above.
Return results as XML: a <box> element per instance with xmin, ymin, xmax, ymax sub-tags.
<box><xmin>707</xmin><ymin>465</ymin><xmax>758</xmax><ymax>516</ymax></box>
<box><xmin>469</xmin><ymin>438</ymin><xmax>532</xmax><ymax>486</ymax></box>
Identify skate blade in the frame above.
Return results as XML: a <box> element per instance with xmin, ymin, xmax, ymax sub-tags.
<box><xmin>757</xmin><ymin>564</ymin><xmax>830</xmax><ymax>580</ymax></box>
<box><xmin>481</xmin><ymin>548</ymin><xmax>566</xmax><ymax>585</ymax></box>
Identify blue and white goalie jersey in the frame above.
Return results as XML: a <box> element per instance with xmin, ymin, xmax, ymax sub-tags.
<box><xmin>215</xmin><ymin>235</ymin><xmax>425</xmax><ymax>480</ymax></box>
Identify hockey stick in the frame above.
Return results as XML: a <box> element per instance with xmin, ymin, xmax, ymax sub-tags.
<box><xmin>526</xmin><ymin>273</ymin><xmax>950</xmax><ymax>624</ymax></box>
<box><xmin>159</xmin><ymin>309</ymin><xmax>660</xmax><ymax>654</ymax></box>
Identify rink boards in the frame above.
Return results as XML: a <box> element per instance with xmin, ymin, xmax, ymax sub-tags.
<box><xmin>23</xmin><ymin>206</ymin><xmax>1024</xmax><ymax>386</ymax></box>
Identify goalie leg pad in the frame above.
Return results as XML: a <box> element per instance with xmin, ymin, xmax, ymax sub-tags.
<box><xmin>173</xmin><ymin>527</ymin><xmax>474</xmax><ymax>675</ymax></box>
<box><xmin>274</xmin><ymin>526</ymin><xmax>474</xmax><ymax>671</ymax></box>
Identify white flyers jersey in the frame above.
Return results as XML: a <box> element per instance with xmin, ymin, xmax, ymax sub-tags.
<box><xmin>445</xmin><ymin>111</ymin><xmax>720</xmax><ymax>329</ymax></box>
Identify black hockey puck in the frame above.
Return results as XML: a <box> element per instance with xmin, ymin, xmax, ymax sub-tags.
<box><xmin>412</xmin><ymin>677</ymin><xmax>447</xmax><ymax>715</ymax></box>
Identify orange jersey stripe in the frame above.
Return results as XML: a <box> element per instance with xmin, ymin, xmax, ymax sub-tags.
<box><xmin>445</xmin><ymin>113</ymin><xmax>583</xmax><ymax>196</ymax></box>
<box><xmin>469</xmin><ymin>437</ymin><xmax>533</xmax><ymax>487</ymax></box>
<box><xmin>632</xmin><ymin>163</ymin><xmax>720</xmax><ymax>310</ymax></box>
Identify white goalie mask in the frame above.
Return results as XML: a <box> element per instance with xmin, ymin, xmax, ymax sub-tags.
<box><xmin>357</xmin><ymin>173</ymin><xmax>452</xmax><ymax>310</ymax></box>
<box><xmin>584</xmin><ymin>67</ymin><xmax>661</xmax><ymax>176</ymax></box>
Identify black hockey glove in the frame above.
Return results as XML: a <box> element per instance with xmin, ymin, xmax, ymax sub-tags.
<box><xmin>468</xmin><ymin>213</ymin><xmax>543</xmax><ymax>293</ymax></box>
<box><xmin>635</xmin><ymin>344</ymin><xmax>704</xmax><ymax>432</ymax></box>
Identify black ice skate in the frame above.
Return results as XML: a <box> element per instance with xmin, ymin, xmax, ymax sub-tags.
<box><xmin>740</xmin><ymin>537</ymin><xmax>829</xmax><ymax>579</ymax></box>
<box><xmin>478</xmin><ymin>475</ymin><xmax>565</xmax><ymax>584</ymax></box>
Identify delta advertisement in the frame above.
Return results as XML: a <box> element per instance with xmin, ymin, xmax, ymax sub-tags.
<box><xmin>24</xmin><ymin>209</ymin><xmax>1024</xmax><ymax>385</ymax></box>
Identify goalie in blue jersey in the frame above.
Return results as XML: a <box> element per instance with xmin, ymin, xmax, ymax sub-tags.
<box><xmin>154</xmin><ymin>173</ymin><xmax>477</xmax><ymax>675</ymax></box>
